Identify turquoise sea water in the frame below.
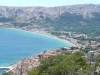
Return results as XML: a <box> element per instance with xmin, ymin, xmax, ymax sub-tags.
<box><xmin>0</xmin><ymin>28</ymin><xmax>72</xmax><ymax>73</ymax></box>
<box><xmin>0</xmin><ymin>69</ymin><xmax>5</xmax><ymax>74</ymax></box>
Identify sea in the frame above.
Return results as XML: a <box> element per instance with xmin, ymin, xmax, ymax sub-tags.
<box><xmin>0</xmin><ymin>28</ymin><xmax>73</xmax><ymax>74</ymax></box>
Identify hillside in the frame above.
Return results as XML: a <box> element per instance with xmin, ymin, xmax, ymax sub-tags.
<box><xmin>0</xmin><ymin>4</ymin><xmax>100</xmax><ymax>18</ymax></box>
<box><xmin>0</xmin><ymin>4</ymin><xmax>100</xmax><ymax>36</ymax></box>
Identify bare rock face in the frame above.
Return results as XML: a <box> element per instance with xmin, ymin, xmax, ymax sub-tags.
<box><xmin>0</xmin><ymin>4</ymin><xmax>100</xmax><ymax>19</ymax></box>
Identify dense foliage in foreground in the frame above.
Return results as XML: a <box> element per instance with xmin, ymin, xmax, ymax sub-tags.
<box><xmin>28</xmin><ymin>51</ymin><xmax>92</xmax><ymax>75</ymax></box>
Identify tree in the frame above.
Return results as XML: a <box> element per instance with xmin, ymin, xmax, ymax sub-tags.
<box><xmin>1</xmin><ymin>71</ymin><xmax>12</xmax><ymax>75</ymax></box>
<box><xmin>28</xmin><ymin>51</ymin><xmax>91</xmax><ymax>75</ymax></box>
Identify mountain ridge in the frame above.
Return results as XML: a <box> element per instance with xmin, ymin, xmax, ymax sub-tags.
<box><xmin>0</xmin><ymin>4</ymin><xmax>100</xmax><ymax>18</ymax></box>
<box><xmin>0</xmin><ymin>4</ymin><xmax>100</xmax><ymax>36</ymax></box>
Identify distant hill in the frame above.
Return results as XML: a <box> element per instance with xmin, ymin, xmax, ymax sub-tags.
<box><xmin>0</xmin><ymin>4</ymin><xmax>100</xmax><ymax>36</ymax></box>
<box><xmin>0</xmin><ymin>4</ymin><xmax>100</xmax><ymax>18</ymax></box>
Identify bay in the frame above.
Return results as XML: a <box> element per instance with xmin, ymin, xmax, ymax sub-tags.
<box><xmin>0</xmin><ymin>28</ymin><xmax>72</xmax><ymax>73</ymax></box>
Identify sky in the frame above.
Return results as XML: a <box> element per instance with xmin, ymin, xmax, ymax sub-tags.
<box><xmin>0</xmin><ymin>0</ymin><xmax>100</xmax><ymax>7</ymax></box>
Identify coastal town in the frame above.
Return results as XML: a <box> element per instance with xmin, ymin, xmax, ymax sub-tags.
<box><xmin>0</xmin><ymin>22</ymin><xmax>100</xmax><ymax>75</ymax></box>
<box><xmin>0</xmin><ymin>1</ymin><xmax>100</xmax><ymax>75</ymax></box>
<box><xmin>0</xmin><ymin>25</ymin><xmax>99</xmax><ymax>75</ymax></box>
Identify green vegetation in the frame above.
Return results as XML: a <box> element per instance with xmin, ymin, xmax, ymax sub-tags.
<box><xmin>35</xmin><ymin>12</ymin><xmax>100</xmax><ymax>36</ymax></box>
<box><xmin>1</xmin><ymin>71</ymin><xmax>12</xmax><ymax>75</ymax></box>
<box><xmin>12</xmin><ymin>23</ymin><xmax>32</xmax><ymax>27</ymax></box>
<box><xmin>1</xmin><ymin>12</ymin><xmax>100</xmax><ymax>36</ymax></box>
<box><xmin>28</xmin><ymin>51</ymin><xmax>92</xmax><ymax>75</ymax></box>
<box><xmin>0</xmin><ymin>17</ymin><xmax>14</xmax><ymax>22</ymax></box>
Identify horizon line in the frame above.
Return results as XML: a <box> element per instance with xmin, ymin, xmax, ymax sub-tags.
<box><xmin>0</xmin><ymin>3</ymin><xmax>99</xmax><ymax>7</ymax></box>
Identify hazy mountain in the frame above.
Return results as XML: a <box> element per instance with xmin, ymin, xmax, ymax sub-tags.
<box><xmin>0</xmin><ymin>4</ymin><xmax>100</xmax><ymax>36</ymax></box>
<box><xmin>0</xmin><ymin>4</ymin><xmax>100</xmax><ymax>19</ymax></box>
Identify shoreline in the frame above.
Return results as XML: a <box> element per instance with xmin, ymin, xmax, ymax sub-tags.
<box><xmin>10</xmin><ymin>28</ymin><xmax>76</xmax><ymax>47</ymax></box>
<box><xmin>0</xmin><ymin>28</ymin><xmax>76</xmax><ymax>73</ymax></box>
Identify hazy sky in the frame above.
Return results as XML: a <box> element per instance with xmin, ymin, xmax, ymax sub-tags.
<box><xmin>0</xmin><ymin>0</ymin><xmax>100</xmax><ymax>7</ymax></box>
